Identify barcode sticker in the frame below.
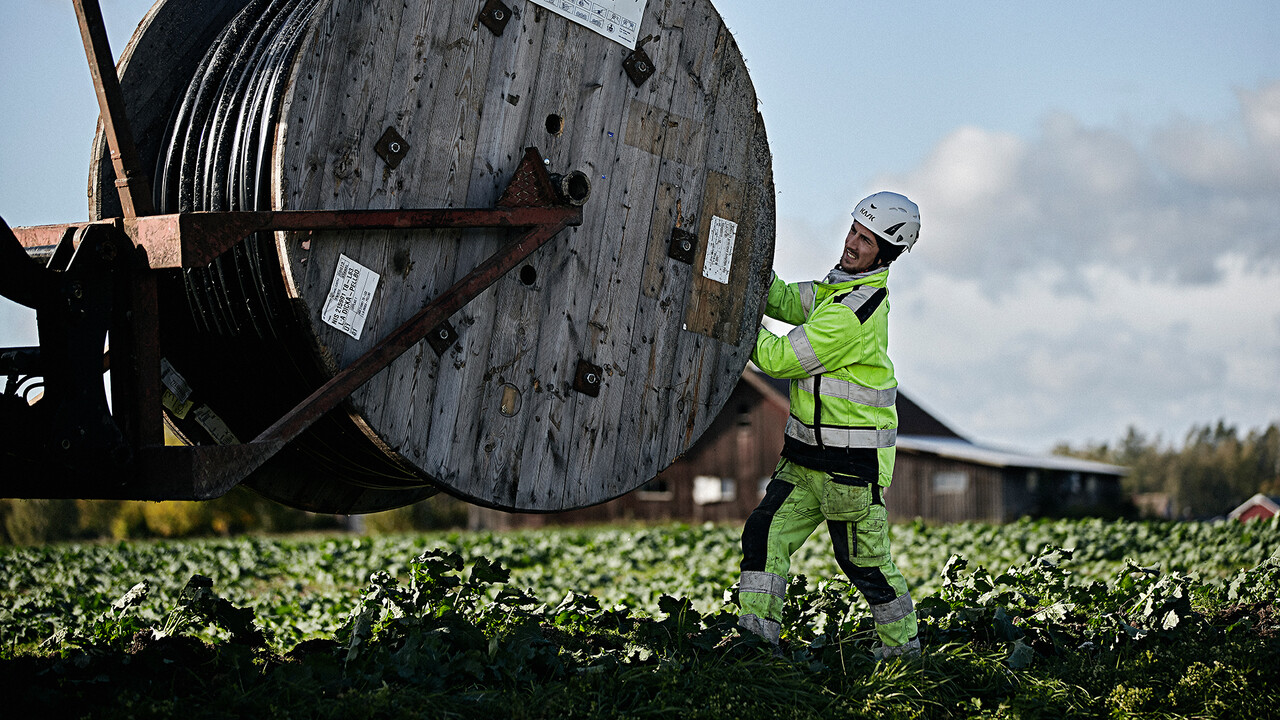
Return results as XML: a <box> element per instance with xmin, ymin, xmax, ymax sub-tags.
<box><xmin>321</xmin><ymin>254</ymin><xmax>380</xmax><ymax>340</ymax></box>
<box><xmin>702</xmin><ymin>215</ymin><xmax>737</xmax><ymax>284</ymax></box>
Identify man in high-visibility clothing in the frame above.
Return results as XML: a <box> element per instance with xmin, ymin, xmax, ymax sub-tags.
<box><xmin>738</xmin><ymin>191</ymin><xmax>921</xmax><ymax>660</ymax></box>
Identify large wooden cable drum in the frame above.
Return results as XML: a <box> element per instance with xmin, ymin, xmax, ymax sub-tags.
<box><xmin>91</xmin><ymin>0</ymin><xmax>776</xmax><ymax>513</ymax></box>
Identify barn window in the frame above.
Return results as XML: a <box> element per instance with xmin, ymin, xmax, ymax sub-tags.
<box><xmin>932</xmin><ymin>471</ymin><xmax>969</xmax><ymax>495</ymax></box>
<box><xmin>693</xmin><ymin>476</ymin><xmax>737</xmax><ymax>505</ymax></box>
<box><xmin>1026</xmin><ymin>471</ymin><xmax>1039</xmax><ymax>492</ymax></box>
<box><xmin>637</xmin><ymin>477</ymin><xmax>673</xmax><ymax>500</ymax></box>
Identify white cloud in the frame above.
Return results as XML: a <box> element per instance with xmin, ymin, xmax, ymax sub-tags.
<box><xmin>887</xmin><ymin>80</ymin><xmax>1280</xmax><ymax>290</ymax></box>
<box><xmin>1240</xmin><ymin>82</ymin><xmax>1280</xmax><ymax>162</ymax></box>
<box><xmin>851</xmin><ymin>80</ymin><xmax>1280</xmax><ymax>449</ymax></box>
<box><xmin>893</xmin><ymin>254</ymin><xmax>1280</xmax><ymax>442</ymax></box>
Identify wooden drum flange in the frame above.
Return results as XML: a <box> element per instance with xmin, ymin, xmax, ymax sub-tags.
<box><xmin>90</xmin><ymin>0</ymin><xmax>775</xmax><ymax>513</ymax></box>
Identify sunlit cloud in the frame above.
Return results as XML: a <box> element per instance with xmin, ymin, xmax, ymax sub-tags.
<box><xmin>886</xmin><ymin>79</ymin><xmax>1280</xmax><ymax>290</ymax></box>
<box><xmin>839</xmin><ymin>79</ymin><xmax>1280</xmax><ymax>449</ymax></box>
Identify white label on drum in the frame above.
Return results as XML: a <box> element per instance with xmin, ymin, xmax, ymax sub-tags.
<box><xmin>322</xmin><ymin>254</ymin><xmax>380</xmax><ymax>340</ymax></box>
<box><xmin>529</xmin><ymin>0</ymin><xmax>646</xmax><ymax>49</ymax></box>
<box><xmin>702</xmin><ymin>215</ymin><xmax>738</xmax><ymax>284</ymax></box>
<box><xmin>192</xmin><ymin>404</ymin><xmax>240</xmax><ymax>445</ymax></box>
<box><xmin>159</xmin><ymin>357</ymin><xmax>192</xmax><ymax>406</ymax></box>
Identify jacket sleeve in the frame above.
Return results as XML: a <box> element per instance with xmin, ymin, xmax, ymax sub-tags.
<box><xmin>751</xmin><ymin>301</ymin><xmax>876</xmax><ymax>379</ymax></box>
<box><xmin>763</xmin><ymin>272</ymin><xmax>811</xmax><ymax>325</ymax></box>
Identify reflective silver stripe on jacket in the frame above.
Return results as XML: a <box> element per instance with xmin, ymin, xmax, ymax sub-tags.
<box><xmin>786</xmin><ymin>417</ymin><xmax>896</xmax><ymax>448</ymax></box>
<box><xmin>838</xmin><ymin>285</ymin><xmax>880</xmax><ymax>312</ymax></box>
<box><xmin>739</xmin><ymin>571</ymin><xmax>787</xmax><ymax>599</ymax></box>
<box><xmin>797</xmin><ymin>376</ymin><xmax>897</xmax><ymax>408</ymax></box>
<box><xmin>870</xmin><ymin>593</ymin><xmax>915</xmax><ymax>625</ymax></box>
<box><xmin>799</xmin><ymin>281</ymin><xmax>815</xmax><ymax>316</ymax></box>
<box><xmin>787</xmin><ymin>325</ymin><xmax>826</xmax><ymax>374</ymax></box>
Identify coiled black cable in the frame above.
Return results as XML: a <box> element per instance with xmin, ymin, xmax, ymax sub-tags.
<box><xmin>148</xmin><ymin>0</ymin><xmax>437</xmax><ymax>507</ymax></box>
<box><xmin>155</xmin><ymin>0</ymin><xmax>320</xmax><ymax>339</ymax></box>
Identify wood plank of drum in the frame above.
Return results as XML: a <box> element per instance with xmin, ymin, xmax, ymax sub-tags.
<box><xmin>660</xmin><ymin>42</ymin><xmax>767</xmax><ymax>469</ymax></box>
<box><xmin>619</xmin><ymin>10</ymin><xmax>735</xmax><ymax>490</ymax></box>
<box><xmin>506</xmin><ymin>13</ymin><xmax>624</xmax><ymax>510</ymax></box>
<box><xmin>464</xmin><ymin>18</ymin><xmax>631</xmax><ymax>508</ymax></box>
<box><xmin>555</xmin><ymin>0</ymin><xmax>712</xmax><ymax>509</ymax></box>
<box><xmin>431</xmin><ymin>3</ymin><xmax>553</xmax><ymax>502</ymax></box>
<box><xmin>356</xmin><ymin>0</ymin><xmax>497</xmax><ymax>468</ymax></box>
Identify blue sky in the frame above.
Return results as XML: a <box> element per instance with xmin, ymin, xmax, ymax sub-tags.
<box><xmin>3</xmin><ymin>0</ymin><xmax>1279</xmax><ymax>453</ymax></box>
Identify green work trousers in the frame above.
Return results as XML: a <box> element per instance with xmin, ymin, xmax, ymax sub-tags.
<box><xmin>738</xmin><ymin>458</ymin><xmax>919</xmax><ymax>655</ymax></box>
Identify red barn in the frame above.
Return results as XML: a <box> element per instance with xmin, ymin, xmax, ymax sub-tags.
<box><xmin>468</xmin><ymin>370</ymin><xmax>1128</xmax><ymax>529</ymax></box>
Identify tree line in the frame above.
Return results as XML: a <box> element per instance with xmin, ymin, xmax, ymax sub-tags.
<box><xmin>1055</xmin><ymin>421</ymin><xmax>1280</xmax><ymax>519</ymax></box>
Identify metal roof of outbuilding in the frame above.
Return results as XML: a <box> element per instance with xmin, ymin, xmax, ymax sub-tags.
<box><xmin>896</xmin><ymin>436</ymin><xmax>1129</xmax><ymax>476</ymax></box>
<box><xmin>745</xmin><ymin>368</ymin><xmax>1128</xmax><ymax>477</ymax></box>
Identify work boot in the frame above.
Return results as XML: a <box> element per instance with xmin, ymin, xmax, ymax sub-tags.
<box><xmin>873</xmin><ymin>636</ymin><xmax>921</xmax><ymax>662</ymax></box>
<box><xmin>737</xmin><ymin>613</ymin><xmax>782</xmax><ymax>655</ymax></box>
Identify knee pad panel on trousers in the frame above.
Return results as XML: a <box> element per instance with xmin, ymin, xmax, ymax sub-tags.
<box><xmin>844</xmin><ymin>565</ymin><xmax>901</xmax><ymax>607</ymax></box>
<box><xmin>829</xmin><ymin>520</ymin><xmax>899</xmax><ymax>606</ymax></box>
<box><xmin>741</xmin><ymin>478</ymin><xmax>796</xmax><ymax>572</ymax></box>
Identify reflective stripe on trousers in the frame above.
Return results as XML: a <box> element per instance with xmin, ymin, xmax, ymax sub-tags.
<box><xmin>739</xmin><ymin>570</ymin><xmax>787</xmax><ymax>600</ymax></box>
<box><xmin>740</xmin><ymin>460</ymin><xmax>918</xmax><ymax>650</ymax></box>
<box><xmin>870</xmin><ymin>593</ymin><xmax>915</xmax><ymax>625</ymax></box>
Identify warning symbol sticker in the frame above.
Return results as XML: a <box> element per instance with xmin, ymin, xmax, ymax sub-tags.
<box><xmin>529</xmin><ymin>0</ymin><xmax>645</xmax><ymax>49</ymax></box>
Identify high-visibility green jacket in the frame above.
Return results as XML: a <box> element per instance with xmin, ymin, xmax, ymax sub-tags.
<box><xmin>751</xmin><ymin>267</ymin><xmax>898</xmax><ymax>486</ymax></box>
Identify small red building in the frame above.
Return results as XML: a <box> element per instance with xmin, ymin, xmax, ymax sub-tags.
<box><xmin>1228</xmin><ymin>494</ymin><xmax>1280</xmax><ymax>522</ymax></box>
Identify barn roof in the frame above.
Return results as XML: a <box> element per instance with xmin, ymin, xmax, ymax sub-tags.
<box><xmin>1227</xmin><ymin>493</ymin><xmax>1280</xmax><ymax>520</ymax></box>
<box><xmin>897</xmin><ymin>436</ymin><xmax>1128</xmax><ymax>476</ymax></box>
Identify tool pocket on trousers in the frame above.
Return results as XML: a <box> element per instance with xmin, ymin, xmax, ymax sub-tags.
<box><xmin>853</xmin><ymin>515</ymin><xmax>889</xmax><ymax>565</ymax></box>
<box><xmin>821</xmin><ymin>478</ymin><xmax>871</xmax><ymax>520</ymax></box>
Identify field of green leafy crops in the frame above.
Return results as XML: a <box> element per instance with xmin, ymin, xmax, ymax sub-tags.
<box><xmin>3</xmin><ymin>518</ymin><xmax>1279</xmax><ymax>718</ymax></box>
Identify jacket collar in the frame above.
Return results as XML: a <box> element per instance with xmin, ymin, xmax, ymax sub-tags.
<box><xmin>822</xmin><ymin>265</ymin><xmax>889</xmax><ymax>287</ymax></box>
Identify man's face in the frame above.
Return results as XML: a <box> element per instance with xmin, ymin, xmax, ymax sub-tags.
<box><xmin>839</xmin><ymin>221</ymin><xmax>880</xmax><ymax>273</ymax></box>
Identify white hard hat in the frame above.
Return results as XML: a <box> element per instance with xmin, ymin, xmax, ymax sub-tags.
<box><xmin>852</xmin><ymin>192</ymin><xmax>920</xmax><ymax>251</ymax></box>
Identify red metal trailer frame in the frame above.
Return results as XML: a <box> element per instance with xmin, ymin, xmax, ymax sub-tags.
<box><xmin>0</xmin><ymin>0</ymin><xmax>586</xmax><ymax>502</ymax></box>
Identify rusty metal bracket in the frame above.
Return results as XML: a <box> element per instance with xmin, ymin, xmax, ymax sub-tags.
<box><xmin>2</xmin><ymin>147</ymin><xmax>587</xmax><ymax>500</ymax></box>
<box><xmin>374</xmin><ymin>126</ymin><xmax>411</xmax><ymax>169</ymax></box>
<box><xmin>623</xmin><ymin>47</ymin><xmax>656</xmax><ymax>87</ymax></box>
<box><xmin>73</xmin><ymin>0</ymin><xmax>153</xmax><ymax>218</ymax></box>
<box><xmin>572</xmin><ymin>358</ymin><xmax>603</xmax><ymax>397</ymax></box>
<box><xmin>477</xmin><ymin>0</ymin><xmax>512</xmax><ymax>36</ymax></box>
<box><xmin>668</xmin><ymin>227</ymin><xmax>696</xmax><ymax>265</ymax></box>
